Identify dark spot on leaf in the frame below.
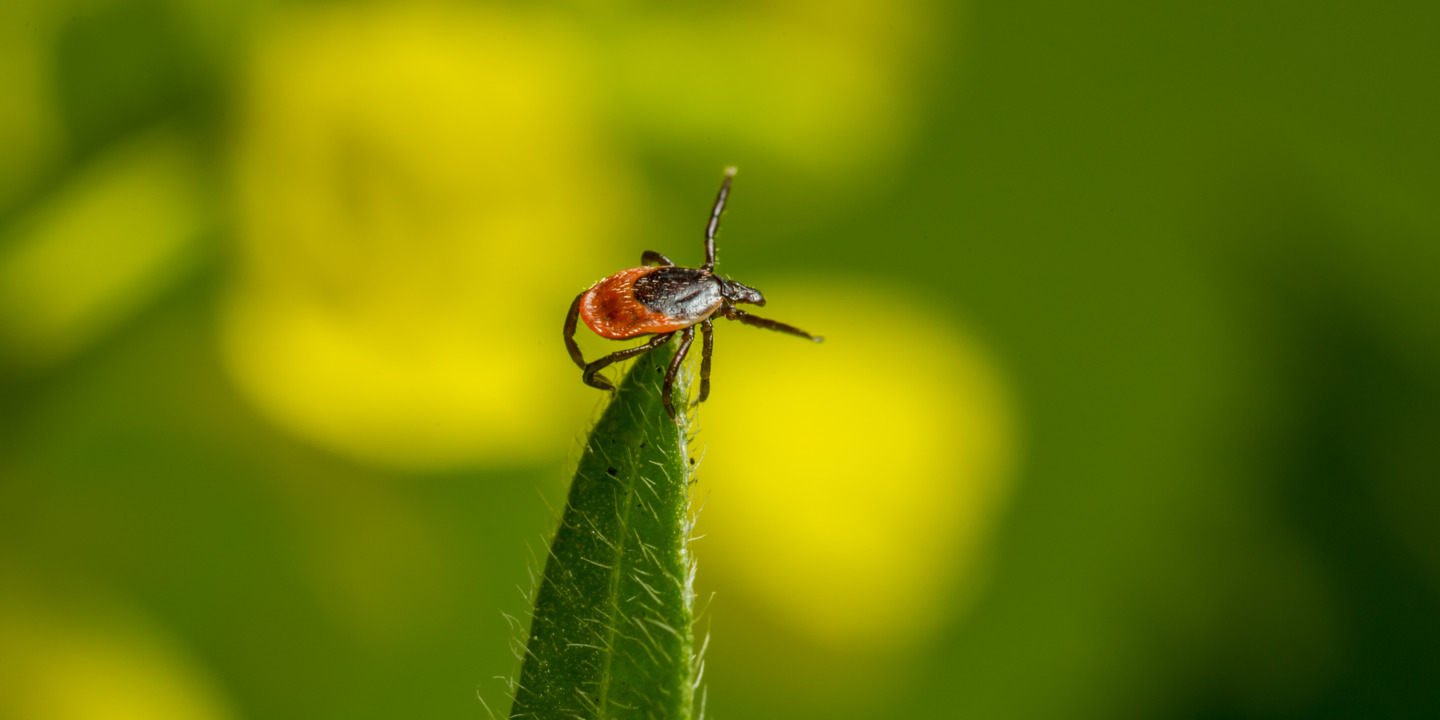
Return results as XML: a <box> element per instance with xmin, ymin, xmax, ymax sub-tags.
<box><xmin>606</xmin><ymin>467</ymin><xmax>617</xmax><ymax>476</ymax></box>
<box><xmin>639</xmin><ymin>442</ymin><xmax>645</xmax><ymax>448</ymax></box>
<box><xmin>689</xmin><ymin>458</ymin><xmax>696</xmax><ymax>465</ymax></box>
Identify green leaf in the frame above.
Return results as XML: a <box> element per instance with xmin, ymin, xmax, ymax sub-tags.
<box><xmin>510</xmin><ymin>340</ymin><xmax>698</xmax><ymax>719</ymax></box>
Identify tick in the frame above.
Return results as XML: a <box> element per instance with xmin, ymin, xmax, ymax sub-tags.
<box><xmin>563</xmin><ymin>167</ymin><xmax>822</xmax><ymax>422</ymax></box>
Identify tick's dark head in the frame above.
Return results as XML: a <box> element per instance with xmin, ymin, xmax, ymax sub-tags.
<box><xmin>718</xmin><ymin>278</ymin><xmax>766</xmax><ymax>307</ymax></box>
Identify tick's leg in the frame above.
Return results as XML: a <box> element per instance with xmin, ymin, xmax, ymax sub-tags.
<box><xmin>703</xmin><ymin>167</ymin><xmax>737</xmax><ymax>272</ymax></box>
<box><xmin>564</xmin><ymin>292</ymin><xmax>587</xmax><ymax>370</ymax></box>
<box><xmin>695</xmin><ymin>319</ymin><xmax>714</xmax><ymax>404</ymax></box>
<box><xmin>583</xmin><ymin>333</ymin><xmax>673</xmax><ymax>392</ymax></box>
<box><xmin>663</xmin><ymin>326</ymin><xmax>695</xmax><ymax>422</ymax></box>
<box><xmin>723</xmin><ymin>306</ymin><xmax>823</xmax><ymax>342</ymax></box>
<box><xmin>641</xmin><ymin>250</ymin><xmax>675</xmax><ymax>267</ymax></box>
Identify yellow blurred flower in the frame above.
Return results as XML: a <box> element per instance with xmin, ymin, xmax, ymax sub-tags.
<box><xmin>224</xmin><ymin>2</ymin><xmax>634</xmax><ymax>469</ymax></box>
<box><xmin>695</xmin><ymin>281</ymin><xmax>1016</xmax><ymax>649</ymax></box>
<box><xmin>0</xmin><ymin>589</ymin><xmax>236</xmax><ymax>720</ymax></box>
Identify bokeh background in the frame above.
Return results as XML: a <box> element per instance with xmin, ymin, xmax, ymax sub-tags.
<box><xmin>2</xmin><ymin>1</ymin><xmax>1439</xmax><ymax>718</ymax></box>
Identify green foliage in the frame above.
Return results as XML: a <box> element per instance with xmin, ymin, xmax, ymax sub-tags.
<box><xmin>510</xmin><ymin>341</ymin><xmax>699</xmax><ymax>719</ymax></box>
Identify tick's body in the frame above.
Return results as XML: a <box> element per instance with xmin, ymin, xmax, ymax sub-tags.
<box><xmin>580</xmin><ymin>267</ymin><xmax>723</xmax><ymax>339</ymax></box>
<box><xmin>564</xmin><ymin>167</ymin><xmax>821</xmax><ymax>421</ymax></box>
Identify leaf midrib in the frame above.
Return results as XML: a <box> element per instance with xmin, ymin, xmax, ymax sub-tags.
<box><xmin>593</xmin><ymin>453</ymin><xmax>639</xmax><ymax>720</ymax></box>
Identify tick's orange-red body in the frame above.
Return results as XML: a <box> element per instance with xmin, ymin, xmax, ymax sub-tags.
<box><xmin>580</xmin><ymin>266</ymin><xmax>704</xmax><ymax>339</ymax></box>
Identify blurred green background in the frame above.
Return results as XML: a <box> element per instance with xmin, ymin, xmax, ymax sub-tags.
<box><xmin>3</xmin><ymin>0</ymin><xmax>1439</xmax><ymax>718</ymax></box>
